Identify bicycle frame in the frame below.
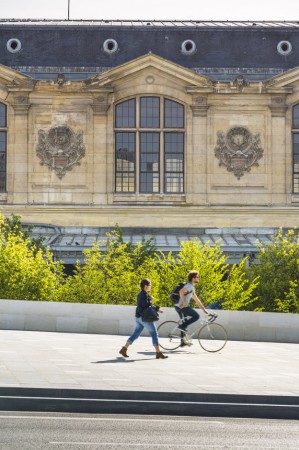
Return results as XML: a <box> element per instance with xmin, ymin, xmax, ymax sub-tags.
<box><xmin>157</xmin><ymin>313</ymin><xmax>227</xmax><ymax>352</ymax></box>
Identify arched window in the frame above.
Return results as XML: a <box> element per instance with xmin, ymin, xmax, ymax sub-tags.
<box><xmin>293</xmin><ymin>104</ymin><xmax>299</xmax><ymax>193</ymax></box>
<box><xmin>115</xmin><ymin>97</ymin><xmax>184</xmax><ymax>194</ymax></box>
<box><xmin>0</xmin><ymin>102</ymin><xmax>7</xmax><ymax>192</ymax></box>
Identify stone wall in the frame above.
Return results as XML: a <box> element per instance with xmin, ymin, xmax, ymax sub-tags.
<box><xmin>0</xmin><ymin>299</ymin><xmax>298</xmax><ymax>343</ymax></box>
<box><xmin>1</xmin><ymin>54</ymin><xmax>299</xmax><ymax>229</ymax></box>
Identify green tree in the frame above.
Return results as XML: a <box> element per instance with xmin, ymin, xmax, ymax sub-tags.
<box><xmin>245</xmin><ymin>228</ymin><xmax>299</xmax><ymax>312</ymax></box>
<box><xmin>221</xmin><ymin>259</ymin><xmax>259</xmax><ymax>310</ymax></box>
<box><xmin>58</xmin><ymin>239</ymin><xmax>160</xmax><ymax>304</ymax></box>
<box><xmin>105</xmin><ymin>225</ymin><xmax>157</xmax><ymax>269</ymax></box>
<box><xmin>154</xmin><ymin>239</ymin><xmax>257</xmax><ymax>309</ymax></box>
<box><xmin>0</xmin><ymin>214</ymin><xmax>46</xmax><ymax>254</ymax></box>
<box><xmin>0</xmin><ymin>215</ymin><xmax>64</xmax><ymax>301</ymax></box>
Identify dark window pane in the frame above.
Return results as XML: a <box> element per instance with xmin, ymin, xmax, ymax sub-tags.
<box><xmin>0</xmin><ymin>103</ymin><xmax>6</xmax><ymax>127</ymax></box>
<box><xmin>293</xmin><ymin>133</ymin><xmax>299</xmax><ymax>193</ymax></box>
<box><xmin>164</xmin><ymin>133</ymin><xmax>184</xmax><ymax>193</ymax></box>
<box><xmin>0</xmin><ymin>151</ymin><xmax>6</xmax><ymax>170</ymax></box>
<box><xmin>115</xmin><ymin>99</ymin><xmax>136</xmax><ymax>128</ymax></box>
<box><xmin>0</xmin><ymin>131</ymin><xmax>6</xmax><ymax>152</ymax></box>
<box><xmin>0</xmin><ymin>152</ymin><xmax>6</xmax><ymax>192</ymax></box>
<box><xmin>293</xmin><ymin>105</ymin><xmax>299</xmax><ymax>129</ymax></box>
<box><xmin>115</xmin><ymin>132</ymin><xmax>135</xmax><ymax>192</ymax></box>
<box><xmin>140</xmin><ymin>132</ymin><xmax>159</xmax><ymax>193</ymax></box>
<box><xmin>0</xmin><ymin>105</ymin><xmax>7</xmax><ymax>192</ymax></box>
<box><xmin>164</xmin><ymin>99</ymin><xmax>184</xmax><ymax>128</ymax></box>
<box><xmin>140</xmin><ymin>97</ymin><xmax>160</xmax><ymax>128</ymax></box>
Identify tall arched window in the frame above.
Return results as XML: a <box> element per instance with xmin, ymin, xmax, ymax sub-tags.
<box><xmin>0</xmin><ymin>102</ymin><xmax>7</xmax><ymax>192</ymax></box>
<box><xmin>115</xmin><ymin>96</ymin><xmax>185</xmax><ymax>194</ymax></box>
<box><xmin>293</xmin><ymin>104</ymin><xmax>299</xmax><ymax>193</ymax></box>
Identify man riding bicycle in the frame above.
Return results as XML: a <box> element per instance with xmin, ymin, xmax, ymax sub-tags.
<box><xmin>174</xmin><ymin>270</ymin><xmax>209</xmax><ymax>336</ymax></box>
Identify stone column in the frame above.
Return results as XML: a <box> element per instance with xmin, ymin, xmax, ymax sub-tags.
<box><xmin>269</xmin><ymin>96</ymin><xmax>288</xmax><ymax>205</ymax></box>
<box><xmin>90</xmin><ymin>94</ymin><xmax>111</xmax><ymax>205</ymax></box>
<box><xmin>188</xmin><ymin>96</ymin><xmax>209</xmax><ymax>205</ymax></box>
<box><xmin>9</xmin><ymin>94</ymin><xmax>31</xmax><ymax>204</ymax></box>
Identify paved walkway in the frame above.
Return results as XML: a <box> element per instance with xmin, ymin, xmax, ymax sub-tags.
<box><xmin>0</xmin><ymin>329</ymin><xmax>298</xmax><ymax>395</ymax></box>
<box><xmin>0</xmin><ymin>330</ymin><xmax>299</xmax><ymax>418</ymax></box>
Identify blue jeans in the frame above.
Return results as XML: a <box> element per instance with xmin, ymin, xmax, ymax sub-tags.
<box><xmin>128</xmin><ymin>316</ymin><xmax>159</xmax><ymax>347</ymax></box>
<box><xmin>175</xmin><ymin>306</ymin><xmax>199</xmax><ymax>329</ymax></box>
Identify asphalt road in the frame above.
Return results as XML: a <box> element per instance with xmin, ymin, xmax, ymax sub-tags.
<box><xmin>0</xmin><ymin>413</ymin><xmax>299</xmax><ymax>449</ymax></box>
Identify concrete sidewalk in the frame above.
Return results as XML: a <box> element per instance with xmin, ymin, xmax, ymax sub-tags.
<box><xmin>0</xmin><ymin>330</ymin><xmax>299</xmax><ymax>418</ymax></box>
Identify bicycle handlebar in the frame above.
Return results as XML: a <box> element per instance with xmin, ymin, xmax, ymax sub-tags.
<box><xmin>207</xmin><ymin>313</ymin><xmax>217</xmax><ymax>323</ymax></box>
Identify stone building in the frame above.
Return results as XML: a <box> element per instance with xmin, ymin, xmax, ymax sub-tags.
<box><xmin>0</xmin><ymin>20</ymin><xmax>299</xmax><ymax>263</ymax></box>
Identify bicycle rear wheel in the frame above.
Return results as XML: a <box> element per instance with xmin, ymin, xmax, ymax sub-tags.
<box><xmin>198</xmin><ymin>323</ymin><xmax>227</xmax><ymax>352</ymax></box>
<box><xmin>158</xmin><ymin>321</ymin><xmax>184</xmax><ymax>351</ymax></box>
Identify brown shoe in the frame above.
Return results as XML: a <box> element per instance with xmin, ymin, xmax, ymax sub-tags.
<box><xmin>119</xmin><ymin>346</ymin><xmax>129</xmax><ymax>358</ymax></box>
<box><xmin>156</xmin><ymin>352</ymin><xmax>168</xmax><ymax>359</ymax></box>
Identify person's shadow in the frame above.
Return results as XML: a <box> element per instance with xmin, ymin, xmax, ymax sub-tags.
<box><xmin>92</xmin><ymin>351</ymin><xmax>171</xmax><ymax>364</ymax></box>
<box><xmin>92</xmin><ymin>357</ymin><xmax>152</xmax><ymax>364</ymax></box>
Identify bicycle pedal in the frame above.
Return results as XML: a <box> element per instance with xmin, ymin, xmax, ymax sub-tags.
<box><xmin>184</xmin><ymin>332</ymin><xmax>194</xmax><ymax>339</ymax></box>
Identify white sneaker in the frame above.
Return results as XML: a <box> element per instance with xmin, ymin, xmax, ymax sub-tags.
<box><xmin>183</xmin><ymin>333</ymin><xmax>193</xmax><ymax>345</ymax></box>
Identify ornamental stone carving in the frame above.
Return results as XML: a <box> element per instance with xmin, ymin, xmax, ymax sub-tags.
<box><xmin>215</xmin><ymin>127</ymin><xmax>263</xmax><ymax>179</ymax></box>
<box><xmin>36</xmin><ymin>125</ymin><xmax>86</xmax><ymax>179</ymax></box>
<box><xmin>231</xmin><ymin>74</ymin><xmax>249</xmax><ymax>91</ymax></box>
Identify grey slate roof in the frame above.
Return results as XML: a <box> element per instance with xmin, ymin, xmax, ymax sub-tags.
<box><xmin>28</xmin><ymin>224</ymin><xmax>280</xmax><ymax>264</ymax></box>
<box><xmin>1</xmin><ymin>20</ymin><xmax>299</xmax><ymax>27</ymax></box>
<box><xmin>1</xmin><ymin>20</ymin><xmax>299</xmax><ymax>81</ymax></box>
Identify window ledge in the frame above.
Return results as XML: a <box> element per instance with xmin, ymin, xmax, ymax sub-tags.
<box><xmin>291</xmin><ymin>195</ymin><xmax>299</xmax><ymax>203</ymax></box>
<box><xmin>113</xmin><ymin>193</ymin><xmax>186</xmax><ymax>203</ymax></box>
<box><xmin>0</xmin><ymin>193</ymin><xmax>7</xmax><ymax>202</ymax></box>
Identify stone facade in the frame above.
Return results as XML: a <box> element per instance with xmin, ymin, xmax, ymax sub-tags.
<box><xmin>1</xmin><ymin>22</ymin><xmax>299</xmax><ymax>230</ymax></box>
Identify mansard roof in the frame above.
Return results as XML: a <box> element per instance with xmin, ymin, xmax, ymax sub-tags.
<box><xmin>1</xmin><ymin>20</ymin><xmax>299</xmax><ymax>82</ymax></box>
<box><xmin>1</xmin><ymin>19</ymin><xmax>299</xmax><ymax>27</ymax></box>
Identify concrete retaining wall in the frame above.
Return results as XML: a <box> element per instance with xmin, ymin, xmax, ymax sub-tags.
<box><xmin>0</xmin><ymin>299</ymin><xmax>299</xmax><ymax>343</ymax></box>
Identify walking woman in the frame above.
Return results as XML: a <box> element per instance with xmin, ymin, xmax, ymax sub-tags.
<box><xmin>119</xmin><ymin>278</ymin><xmax>168</xmax><ymax>359</ymax></box>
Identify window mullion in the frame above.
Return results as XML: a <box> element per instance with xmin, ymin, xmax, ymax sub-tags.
<box><xmin>160</xmin><ymin>99</ymin><xmax>163</xmax><ymax>194</ymax></box>
<box><xmin>160</xmin><ymin>132</ymin><xmax>163</xmax><ymax>194</ymax></box>
<box><xmin>136</xmin><ymin>98</ymin><xmax>140</xmax><ymax>194</ymax></box>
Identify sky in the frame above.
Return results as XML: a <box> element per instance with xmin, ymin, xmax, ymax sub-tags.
<box><xmin>0</xmin><ymin>0</ymin><xmax>298</xmax><ymax>22</ymax></box>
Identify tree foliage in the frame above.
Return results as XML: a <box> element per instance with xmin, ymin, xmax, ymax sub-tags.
<box><xmin>154</xmin><ymin>240</ymin><xmax>257</xmax><ymax>309</ymax></box>
<box><xmin>57</xmin><ymin>233</ymin><xmax>257</xmax><ymax>310</ymax></box>
<box><xmin>0</xmin><ymin>214</ymin><xmax>64</xmax><ymax>301</ymax></box>
<box><xmin>105</xmin><ymin>224</ymin><xmax>157</xmax><ymax>270</ymax></box>
<box><xmin>221</xmin><ymin>259</ymin><xmax>259</xmax><ymax>310</ymax></box>
<box><xmin>245</xmin><ymin>228</ymin><xmax>299</xmax><ymax>313</ymax></box>
<box><xmin>57</xmin><ymin>233</ymin><xmax>160</xmax><ymax>304</ymax></box>
<box><xmin>0</xmin><ymin>214</ymin><xmax>46</xmax><ymax>254</ymax></box>
<box><xmin>2</xmin><ymin>214</ymin><xmax>298</xmax><ymax>314</ymax></box>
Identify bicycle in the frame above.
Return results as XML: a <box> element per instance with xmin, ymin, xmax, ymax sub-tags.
<box><xmin>157</xmin><ymin>313</ymin><xmax>227</xmax><ymax>353</ymax></box>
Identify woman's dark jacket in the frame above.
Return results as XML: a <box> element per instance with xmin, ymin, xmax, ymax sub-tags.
<box><xmin>135</xmin><ymin>290</ymin><xmax>159</xmax><ymax>318</ymax></box>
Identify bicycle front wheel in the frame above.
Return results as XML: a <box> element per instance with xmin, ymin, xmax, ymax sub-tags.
<box><xmin>198</xmin><ymin>323</ymin><xmax>227</xmax><ymax>352</ymax></box>
<box><xmin>158</xmin><ymin>321</ymin><xmax>184</xmax><ymax>351</ymax></box>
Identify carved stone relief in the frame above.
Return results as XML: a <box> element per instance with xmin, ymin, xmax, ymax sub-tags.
<box><xmin>215</xmin><ymin>127</ymin><xmax>263</xmax><ymax>179</ymax></box>
<box><xmin>231</xmin><ymin>74</ymin><xmax>249</xmax><ymax>91</ymax></box>
<box><xmin>36</xmin><ymin>125</ymin><xmax>86</xmax><ymax>179</ymax></box>
<box><xmin>55</xmin><ymin>73</ymin><xmax>66</xmax><ymax>86</ymax></box>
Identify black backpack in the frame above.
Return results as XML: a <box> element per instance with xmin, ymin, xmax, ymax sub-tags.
<box><xmin>169</xmin><ymin>282</ymin><xmax>187</xmax><ymax>303</ymax></box>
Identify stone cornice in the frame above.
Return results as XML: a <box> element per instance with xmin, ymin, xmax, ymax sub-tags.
<box><xmin>190</xmin><ymin>104</ymin><xmax>209</xmax><ymax>116</ymax></box>
<box><xmin>269</xmin><ymin>106</ymin><xmax>288</xmax><ymax>116</ymax></box>
<box><xmin>90</xmin><ymin>95</ymin><xmax>111</xmax><ymax>115</ymax></box>
<box><xmin>10</xmin><ymin>94</ymin><xmax>31</xmax><ymax>115</ymax></box>
<box><xmin>269</xmin><ymin>95</ymin><xmax>289</xmax><ymax>116</ymax></box>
